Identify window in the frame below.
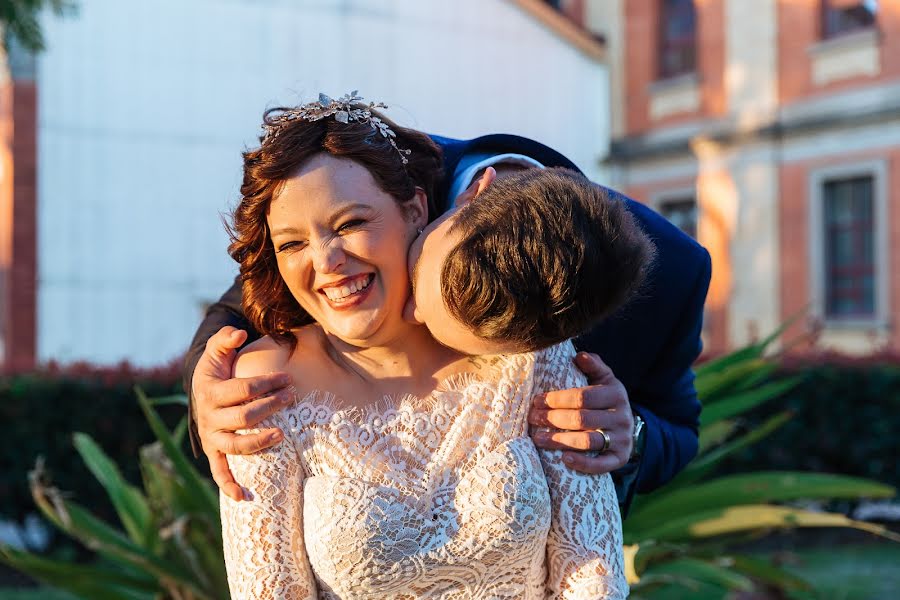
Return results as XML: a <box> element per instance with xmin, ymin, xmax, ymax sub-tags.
<box><xmin>821</xmin><ymin>0</ymin><xmax>878</xmax><ymax>39</ymax></box>
<box><xmin>658</xmin><ymin>0</ymin><xmax>697</xmax><ymax>79</ymax></box>
<box><xmin>823</xmin><ymin>176</ymin><xmax>875</xmax><ymax>318</ymax></box>
<box><xmin>659</xmin><ymin>197</ymin><xmax>697</xmax><ymax>239</ymax></box>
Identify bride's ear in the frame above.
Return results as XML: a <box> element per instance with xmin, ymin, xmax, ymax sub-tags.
<box><xmin>406</xmin><ymin>186</ymin><xmax>429</xmax><ymax>230</ymax></box>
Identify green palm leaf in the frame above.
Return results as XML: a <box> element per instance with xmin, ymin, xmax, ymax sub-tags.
<box><xmin>627</xmin><ymin>472</ymin><xmax>895</xmax><ymax>535</ymax></box>
<box><xmin>72</xmin><ymin>433</ymin><xmax>155</xmax><ymax>549</ymax></box>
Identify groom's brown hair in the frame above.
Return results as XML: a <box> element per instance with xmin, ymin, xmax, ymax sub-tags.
<box><xmin>441</xmin><ymin>168</ymin><xmax>654</xmax><ymax>351</ymax></box>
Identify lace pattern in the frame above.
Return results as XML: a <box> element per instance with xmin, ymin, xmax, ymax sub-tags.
<box><xmin>221</xmin><ymin>342</ymin><xmax>627</xmax><ymax>599</ymax></box>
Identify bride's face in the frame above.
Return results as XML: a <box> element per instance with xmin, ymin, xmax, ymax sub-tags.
<box><xmin>268</xmin><ymin>153</ymin><xmax>426</xmax><ymax>346</ymax></box>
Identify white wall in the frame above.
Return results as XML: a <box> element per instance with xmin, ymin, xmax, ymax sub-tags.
<box><xmin>36</xmin><ymin>0</ymin><xmax>610</xmax><ymax>365</ymax></box>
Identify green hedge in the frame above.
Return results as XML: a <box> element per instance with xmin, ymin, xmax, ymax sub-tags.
<box><xmin>718</xmin><ymin>358</ymin><xmax>900</xmax><ymax>489</ymax></box>
<box><xmin>0</xmin><ymin>363</ymin><xmax>189</xmax><ymax>534</ymax></box>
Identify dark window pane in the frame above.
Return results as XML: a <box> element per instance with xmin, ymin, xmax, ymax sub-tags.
<box><xmin>659</xmin><ymin>0</ymin><xmax>696</xmax><ymax>78</ymax></box>
<box><xmin>659</xmin><ymin>197</ymin><xmax>697</xmax><ymax>239</ymax></box>
<box><xmin>822</xmin><ymin>0</ymin><xmax>877</xmax><ymax>38</ymax></box>
<box><xmin>823</xmin><ymin>175</ymin><xmax>876</xmax><ymax>319</ymax></box>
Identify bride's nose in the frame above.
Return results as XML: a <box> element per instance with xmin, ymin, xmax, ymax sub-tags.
<box><xmin>312</xmin><ymin>238</ymin><xmax>347</xmax><ymax>273</ymax></box>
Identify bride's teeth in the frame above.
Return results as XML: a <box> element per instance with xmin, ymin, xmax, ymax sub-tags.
<box><xmin>322</xmin><ymin>275</ymin><xmax>371</xmax><ymax>303</ymax></box>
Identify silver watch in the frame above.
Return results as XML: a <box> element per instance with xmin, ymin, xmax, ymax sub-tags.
<box><xmin>630</xmin><ymin>414</ymin><xmax>646</xmax><ymax>461</ymax></box>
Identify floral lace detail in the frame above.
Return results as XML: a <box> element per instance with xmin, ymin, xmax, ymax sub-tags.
<box><xmin>221</xmin><ymin>342</ymin><xmax>627</xmax><ymax>599</ymax></box>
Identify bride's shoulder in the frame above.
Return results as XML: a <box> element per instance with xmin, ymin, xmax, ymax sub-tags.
<box><xmin>232</xmin><ymin>335</ymin><xmax>293</xmax><ymax>379</ymax></box>
<box><xmin>232</xmin><ymin>325</ymin><xmax>329</xmax><ymax>381</ymax></box>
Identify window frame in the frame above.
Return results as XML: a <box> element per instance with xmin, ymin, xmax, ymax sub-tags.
<box><xmin>808</xmin><ymin>160</ymin><xmax>889</xmax><ymax>329</ymax></box>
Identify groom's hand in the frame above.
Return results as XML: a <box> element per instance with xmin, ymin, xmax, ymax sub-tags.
<box><xmin>528</xmin><ymin>352</ymin><xmax>634</xmax><ymax>475</ymax></box>
<box><xmin>193</xmin><ymin>326</ymin><xmax>292</xmax><ymax>501</ymax></box>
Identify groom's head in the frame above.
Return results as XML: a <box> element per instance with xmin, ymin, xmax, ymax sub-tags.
<box><xmin>406</xmin><ymin>167</ymin><xmax>654</xmax><ymax>354</ymax></box>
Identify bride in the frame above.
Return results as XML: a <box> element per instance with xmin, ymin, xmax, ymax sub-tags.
<box><xmin>220</xmin><ymin>94</ymin><xmax>631</xmax><ymax>599</ymax></box>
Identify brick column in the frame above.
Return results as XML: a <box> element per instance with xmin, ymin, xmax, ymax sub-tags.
<box><xmin>0</xmin><ymin>45</ymin><xmax>37</xmax><ymax>373</ymax></box>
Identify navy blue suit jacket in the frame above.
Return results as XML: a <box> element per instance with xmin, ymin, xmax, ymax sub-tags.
<box><xmin>184</xmin><ymin>133</ymin><xmax>711</xmax><ymax>512</ymax></box>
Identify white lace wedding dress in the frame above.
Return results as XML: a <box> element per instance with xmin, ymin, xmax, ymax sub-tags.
<box><xmin>221</xmin><ymin>341</ymin><xmax>628</xmax><ymax>599</ymax></box>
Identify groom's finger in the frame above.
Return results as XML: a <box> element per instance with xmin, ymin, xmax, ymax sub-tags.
<box><xmin>532</xmin><ymin>385</ymin><xmax>621</xmax><ymax>410</ymax></box>
<box><xmin>209</xmin><ymin>428</ymin><xmax>283</xmax><ymax>457</ymax></box>
<box><xmin>528</xmin><ymin>408</ymin><xmax>607</xmax><ymax>431</ymax></box>
<box><xmin>561</xmin><ymin>450</ymin><xmax>626</xmax><ymax>475</ymax></box>
<box><xmin>208</xmin><ymin>373</ymin><xmax>292</xmax><ymax>409</ymax></box>
<box><xmin>532</xmin><ymin>426</ymin><xmax>632</xmax><ymax>462</ymax></box>
<box><xmin>531</xmin><ymin>429</ymin><xmax>611</xmax><ymax>452</ymax></box>
<box><xmin>574</xmin><ymin>351</ymin><xmax>616</xmax><ymax>386</ymax></box>
<box><xmin>195</xmin><ymin>326</ymin><xmax>248</xmax><ymax>385</ymax></box>
<box><xmin>208</xmin><ymin>451</ymin><xmax>244</xmax><ymax>501</ymax></box>
<box><xmin>208</xmin><ymin>391</ymin><xmax>293</xmax><ymax>431</ymax></box>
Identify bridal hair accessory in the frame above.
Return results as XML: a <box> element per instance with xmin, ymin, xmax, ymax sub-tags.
<box><xmin>263</xmin><ymin>91</ymin><xmax>412</xmax><ymax>165</ymax></box>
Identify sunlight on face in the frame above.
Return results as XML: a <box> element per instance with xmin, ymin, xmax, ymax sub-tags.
<box><xmin>268</xmin><ymin>154</ymin><xmax>422</xmax><ymax>347</ymax></box>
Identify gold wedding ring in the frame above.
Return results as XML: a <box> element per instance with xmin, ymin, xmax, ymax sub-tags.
<box><xmin>595</xmin><ymin>429</ymin><xmax>611</xmax><ymax>453</ymax></box>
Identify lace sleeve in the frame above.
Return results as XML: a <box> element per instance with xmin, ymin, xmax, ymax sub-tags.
<box><xmin>220</xmin><ymin>413</ymin><xmax>317</xmax><ymax>600</ymax></box>
<box><xmin>533</xmin><ymin>343</ymin><xmax>629</xmax><ymax>599</ymax></box>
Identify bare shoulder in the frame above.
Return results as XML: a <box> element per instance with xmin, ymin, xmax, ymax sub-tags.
<box><xmin>232</xmin><ymin>335</ymin><xmax>293</xmax><ymax>379</ymax></box>
<box><xmin>233</xmin><ymin>325</ymin><xmax>334</xmax><ymax>392</ymax></box>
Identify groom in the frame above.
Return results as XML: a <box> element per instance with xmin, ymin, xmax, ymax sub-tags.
<box><xmin>185</xmin><ymin>132</ymin><xmax>711</xmax><ymax>515</ymax></box>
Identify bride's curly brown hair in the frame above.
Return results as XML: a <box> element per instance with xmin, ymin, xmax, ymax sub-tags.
<box><xmin>227</xmin><ymin>106</ymin><xmax>443</xmax><ymax>349</ymax></box>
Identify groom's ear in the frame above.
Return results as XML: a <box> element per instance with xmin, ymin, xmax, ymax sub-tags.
<box><xmin>454</xmin><ymin>167</ymin><xmax>496</xmax><ymax>207</ymax></box>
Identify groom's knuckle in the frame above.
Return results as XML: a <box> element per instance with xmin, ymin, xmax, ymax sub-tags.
<box><xmin>572</xmin><ymin>388</ymin><xmax>589</xmax><ymax>407</ymax></box>
<box><xmin>575</xmin><ymin>410</ymin><xmax>592</xmax><ymax>430</ymax></box>
<box><xmin>224</xmin><ymin>437</ymin><xmax>240</xmax><ymax>455</ymax></box>
<box><xmin>235</xmin><ymin>379</ymin><xmax>255</xmax><ymax>401</ymax></box>
<box><xmin>236</xmin><ymin>407</ymin><xmax>254</xmax><ymax>429</ymax></box>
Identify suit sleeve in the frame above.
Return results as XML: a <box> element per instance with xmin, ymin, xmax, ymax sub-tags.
<box><xmin>629</xmin><ymin>248</ymin><xmax>711</xmax><ymax>495</ymax></box>
<box><xmin>182</xmin><ymin>275</ymin><xmax>259</xmax><ymax>456</ymax></box>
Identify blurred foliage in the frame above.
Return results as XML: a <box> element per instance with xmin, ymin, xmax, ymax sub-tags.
<box><xmin>719</xmin><ymin>359</ymin><xmax>900</xmax><ymax>490</ymax></box>
<box><xmin>0</xmin><ymin>0</ymin><xmax>73</xmax><ymax>53</ymax></box>
<box><xmin>0</xmin><ymin>336</ymin><xmax>897</xmax><ymax>598</ymax></box>
<box><xmin>0</xmin><ymin>363</ymin><xmax>186</xmax><ymax>531</ymax></box>
<box><xmin>624</xmin><ymin>331</ymin><xmax>899</xmax><ymax>598</ymax></box>
<box><xmin>0</xmin><ymin>390</ymin><xmax>228</xmax><ymax>599</ymax></box>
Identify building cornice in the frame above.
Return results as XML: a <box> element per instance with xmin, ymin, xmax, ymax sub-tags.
<box><xmin>607</xmin><ymin>101</ymin><xmax>900</xmax><ymax>164</ymax></box>
<box><xmin>507</xmin><ymin>0</ymin><xmax>606</xmax><ymax>62</ymax></box>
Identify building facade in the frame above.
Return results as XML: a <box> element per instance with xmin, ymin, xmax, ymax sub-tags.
<box><xmin>593</xmin><ymin>0</ymin><xmax>899</xmax><ymax>356</ymax></box>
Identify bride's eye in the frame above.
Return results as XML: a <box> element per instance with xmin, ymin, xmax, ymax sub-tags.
<box><xmin>276</xmin><ymin>240</ymin><xmax>307</xmax><ymax>253</ymax></box>
<box><xmin>337</xmin><ymin>219</ymin><xmax>365</xmax><ymax>233</ymax></box>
